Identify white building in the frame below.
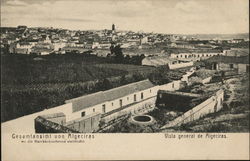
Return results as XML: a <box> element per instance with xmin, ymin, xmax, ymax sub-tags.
<box><xmin>64</xmin><ymin>79</ymin><xmax>159</xmax><ymax>122</ymax></box>
<box><xmin>142</xmin><ymin>56</ymin><xmax>194</xmax><ymax>69</ymax></box>
<box><xmin>53</xmin><ymin>42</ymin><xmax>66</xmax><ymax>51</ymax></box>
<box><xmin>15</xmin><ymin>42</ymin><xmax>34</xmax><ymax>54</ymax></box>
<box><xmin>140</xmin><ymin>36</ymin><xmax>148</xmax><ymax>44</ymax></box>
<box><xmin>142</xmin><ymin>56</ymin><xmax>176</xmax><ymax>66</ymax></box>
<box><xmin>16</xmin><ymin>42</ymin><xmax>34</xmax><ymax>49</ymax></box>
<box><xmin>92</xmin><ymin>42</ymin><xmax>111</xmax><ymax>49</ymax></box>
<box><xmin>43</xmin><ymin>36</ymin><xmax>52</xmax><ymax>43</ymax></box>
<box><xmin>170</xmin><ymin>52</ymin><xmax>224</xmax><ymax>61</ymax></box>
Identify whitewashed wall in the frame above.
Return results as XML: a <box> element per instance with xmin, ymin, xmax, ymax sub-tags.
<box><xmin>168</xmin><ymin>61</ymin><xmax>194</xmax><ymax>69</ymax></box>
<box><xmin>103</xmin><ymin>96</ymin><xmax>157</xmax><ymax>123</ymax></box>
<box><xmin>238</xmin><ymin>64</ymin><xmax>248</xmax><ymax>74</ymax></box>
<box><xmin>66</xmin><ymin>86</ymin><xmax>159</xmax><ymax>122</ymax></box>
<box><xmin>159</xmin><ymin>80</ymin><xmax>182</xmax><ymax>91</ymax></box>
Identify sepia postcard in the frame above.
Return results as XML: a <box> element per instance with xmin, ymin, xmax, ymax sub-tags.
<box><xmin>1</xmin><ymin>0</ymin><xmax>249</xmax><ymax>160</ymax></box>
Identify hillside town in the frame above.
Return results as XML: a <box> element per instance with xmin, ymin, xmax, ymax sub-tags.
<box><xmin>1</xmin><ymin>24</ymin><xmax>249</xmax><ymax>58</ymax></box>
<box><xmin>1</xmin><ymin>0</ymin><xmax>249</xmax><ymax>160</ymax></box>
<box><xmin>1</xmin><ymin>24</ymin><xmax>249</xmax><ymax>133</ymax></box>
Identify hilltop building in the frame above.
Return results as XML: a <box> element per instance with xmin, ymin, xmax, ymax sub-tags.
<box><xmin>112</xmin><ymin>24</ymin><xmax>115</xmax><ymax>32</ymax></box>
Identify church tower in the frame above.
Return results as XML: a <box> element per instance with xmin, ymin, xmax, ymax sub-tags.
<box><xmin>112</xmin><ymin>24</ymin><xmax>115</xmax><ymax>31</ymax></box>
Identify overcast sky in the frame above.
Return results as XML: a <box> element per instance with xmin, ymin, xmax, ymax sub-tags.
<box><xmin>1</xmin><ymin>0</ymin><xmax>249</xmax><ymax>34</ymax></box>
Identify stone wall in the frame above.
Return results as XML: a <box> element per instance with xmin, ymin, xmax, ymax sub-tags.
<box><xmin>34</xmin><ymin>116</ymin><xmax>78</xmax><ymax>133</ymax></box>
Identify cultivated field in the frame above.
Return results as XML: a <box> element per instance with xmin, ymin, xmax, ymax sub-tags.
<box><xmin>1</xmin><ymin>54</ymin><xmax>157</xmax><ymax>122</ymax></box>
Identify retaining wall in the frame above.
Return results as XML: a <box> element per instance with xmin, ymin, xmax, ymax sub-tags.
<box><xmin>161</xmin><ymin>89</ymin><xmax>224</xmax><ymax>128</ymax></box>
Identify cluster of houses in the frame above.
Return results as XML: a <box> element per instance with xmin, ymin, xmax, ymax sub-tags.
<box><xmin>1</xmin><ymin>25</ymin><xmax>179</xmax><ymax>56</ymax></box>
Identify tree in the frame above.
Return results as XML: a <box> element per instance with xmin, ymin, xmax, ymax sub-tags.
<box><xmin>110</xmin><ymin>44</ymin><xmax>124</xmax><ymax>63</ymax></box>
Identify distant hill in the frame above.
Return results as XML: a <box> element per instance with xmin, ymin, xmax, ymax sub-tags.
<box><xmin>182</xmin><ymin>33</ymin><xmax>249</xmax><ymax>40</ymax></box>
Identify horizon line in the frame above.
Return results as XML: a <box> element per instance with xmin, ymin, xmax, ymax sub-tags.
<box><xmin>1</xmin><ymin>25</ymin><xmax>249</xmax><ymax>36</ymax></box>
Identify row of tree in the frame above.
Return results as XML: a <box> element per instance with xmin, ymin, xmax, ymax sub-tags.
<box><xmin>110</xmin><ymin>44</ymin><xmax>145</xmax><ymax>65</ymax></box>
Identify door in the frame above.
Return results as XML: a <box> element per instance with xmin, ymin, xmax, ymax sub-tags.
<box><xmin>134</xmin><ymin>94</ymin><xmax>137</xmax><ymax>102</ymax></box>
<box><xmin>102</xmin><ymin>104</ymin><xmax>106</xmax><ymax>113</ymax></box>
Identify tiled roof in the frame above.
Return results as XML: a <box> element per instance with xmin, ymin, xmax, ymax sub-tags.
<box><xmin>65</xmin><ymin>79</ymin><xmax>155</xmax><ymax>113</ymax></box>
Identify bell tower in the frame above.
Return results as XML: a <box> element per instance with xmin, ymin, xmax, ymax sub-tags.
<box><xmin>112</xmin><ymin>24</ymin><xmax>115</xmax><ymax>31</ymax></box>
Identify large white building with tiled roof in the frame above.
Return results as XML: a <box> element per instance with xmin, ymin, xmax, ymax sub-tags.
<box><xmin>64</xmin><ymin>79</ymin><xmax>158</xmax><ymax>122</ymax></box>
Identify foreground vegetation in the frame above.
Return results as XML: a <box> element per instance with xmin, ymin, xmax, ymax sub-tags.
<box><xmin>1</xmin><ymin>53</ymin><xmax>188</xmax><ymax>122</ymax></box>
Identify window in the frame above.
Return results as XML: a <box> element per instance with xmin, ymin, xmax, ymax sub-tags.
<box><xmin>229</xmin><ymin>64</ymin><xmax>234</xmax><ymax>69</ymax></box>
<box><xmin>127</xmin><ymin>97</ymin><xmax>129</xmax><ymax>101</ymax></box>
<box><xmin>81</xmin><ymin>111</ymin><xmax>86</xmax><ymax>117</ymax></box>
<box><xmin>93</xmin><ymin>108</ymin><xmax>95</xmax><ymax>112</ymax></box>
<box><xmin>141</xmin><ymin>92</ymin><xmax>144</xmax><ymax>99</ymax></box>
<box><xmin>150</xmin><ymin>89</ymin><xmax>152</xmax><ymax>93</ymax></box>
<box><xmin>102</xmin><ymin>104</ymin><xmax>106</xmax><ymax>113</ymax></box>
<box><xmin>111</xmin><ymin>102</ymin><xmax>114</xmax><ymax>106</ymax></box>
<box><xmin>119</xmin><ymin>99</ymin><xmax>123</xmax><ymax>107</ymax></box>
<box><xmin>172</xmin><ymin>83</ymin><xmax>174</xmax><ymax>88</ymax></box>
<box><xmin>134</xmin><ymin>94</ymin><xmax>137</xmax><ymax>102</ymax></box>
